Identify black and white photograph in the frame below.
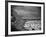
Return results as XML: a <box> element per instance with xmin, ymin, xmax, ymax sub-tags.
<box><xmin>11</xmin><ymin>5</ymin><xmax>41</xmax><ymax>31</ymax></box>
<box><xmin>6</xmin><ymin>1</ymin><xmax>45</xmax><ymax>35</ymax></box>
